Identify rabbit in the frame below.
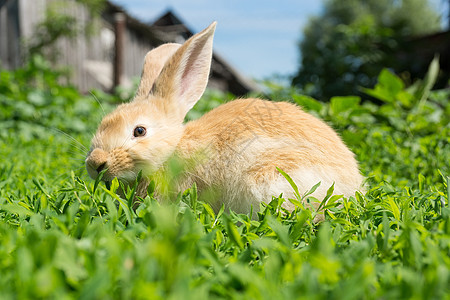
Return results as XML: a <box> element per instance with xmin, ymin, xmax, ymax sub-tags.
<box><xmin>85</xmin><ymin>22</ymin><xmax>364</xmax><ymax>220</ymax></box>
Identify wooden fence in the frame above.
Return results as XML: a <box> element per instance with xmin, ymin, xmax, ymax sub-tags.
<box><xmin>0</xmin><ymin>0</ymin><xmax>157</xmax><ymax>92</ymax></box>
<box><xmin>0</xmin><ymin>0</ymin><xmax>258</xmax><ymax>95</ymax></box>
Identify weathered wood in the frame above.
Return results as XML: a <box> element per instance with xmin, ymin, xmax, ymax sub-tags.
<box><xmin>0</xmin><ymin>0</ymin><xmax>21</xmax><ymax>69</ymax></box>
<box><xmin>0</xmin><ymin>0</ymin><xmax>256</xmax><ymax>95</ymax></box>
<box><xmin>113</xmin><ymin>12</ymin><xmax>125</xmax><ymax>88</ymax></box>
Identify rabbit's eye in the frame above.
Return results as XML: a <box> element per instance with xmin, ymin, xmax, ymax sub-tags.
<box><xmin>133</xmin><ymin>126</ymin><xmax>146</xmax><ymax>137</ymax></box>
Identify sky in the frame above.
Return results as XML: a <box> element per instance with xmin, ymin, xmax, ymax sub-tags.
<box><xmin>111</xmin><ymin>0</ymin><xmax>448</xmax><ymax>81</ymax></box>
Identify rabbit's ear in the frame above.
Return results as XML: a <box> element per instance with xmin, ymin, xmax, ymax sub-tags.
<box><xmin>135</xmin><ymin>43</ymin><xmax>181</xmax><ymax>99</ymax></box>
<box><xmin>150</xmin><ymin>22</ymin><xmax>216</xmax><ymax>119</ymax></box>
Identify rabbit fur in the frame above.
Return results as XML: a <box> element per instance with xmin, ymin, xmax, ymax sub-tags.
<box><xmin>85</xmin><ymin>22</ymin><xmax>364</xmax><ymax>219</ymax></box>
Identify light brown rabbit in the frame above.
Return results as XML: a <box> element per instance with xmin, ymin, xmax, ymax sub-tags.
<box><xmin>85</xmin><ymin>22</ymin><xmax>363</xmax><ymax>219</ymax></box>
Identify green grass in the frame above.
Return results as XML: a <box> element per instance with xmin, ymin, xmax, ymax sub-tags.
<box><xmin>0</xmin><ymin>56</ymin><xmax>449</xmax><ymax>299</ymax></box>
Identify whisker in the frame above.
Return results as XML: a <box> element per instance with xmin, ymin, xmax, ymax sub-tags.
<box><xmin>71</xmin><ymin>165</ymin><xmax>88</xmax><ymax>173</ymax></box>
<box><xmin>50</xmin><ymin>128</ymin><xmax>89</xmax><ymax>152</ymax></box>
<box><xmin>119</xmin><ymin>134</ymin><xmax>132</xmax><ymax>149</ymax></box>
<box><xmin>66</xmin><ymin>141</ymin><xmax>89</xmax><ymax>155</ymax></box>
<box><xmin>90</xmin><ymin>91</ymin><xmax>106</xmax><ymax>116</ymax></box>
<box><xmin>66</xmin><ymin>150</ymin><xmax>87</xmax><ymax>160</ymax></box>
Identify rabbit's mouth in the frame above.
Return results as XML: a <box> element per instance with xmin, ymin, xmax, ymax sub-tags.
<box><xmin>105</xmin><ymin>180</ymin><xmax>112</xmax><ymax>190</ymax></box>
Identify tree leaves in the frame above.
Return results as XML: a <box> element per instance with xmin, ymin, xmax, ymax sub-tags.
<box><xmin>292</xmin><ymin>0</ymin><xmax>442</xmax><ymax>100</ymax></box>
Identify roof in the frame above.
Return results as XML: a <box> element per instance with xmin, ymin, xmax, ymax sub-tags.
<box><xmin>394</xmin><ymin>30</ymin><xmax>450</xmax><ymax>88</ymax></box>
<box><xmin>106</xmin><ymin>3</ymin><xmax>259</xmax><ymax>95</ymax></box>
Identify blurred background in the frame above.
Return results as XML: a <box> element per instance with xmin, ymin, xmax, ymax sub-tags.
<box><xmin>0</xmin><ymin>0</ymin><xmax>449</xmax><ymax>100</ymax></box>
<box><xmin>1</xmin><ymin>3</ymin><xmax>450</xmax><ymax>298</ymax></box>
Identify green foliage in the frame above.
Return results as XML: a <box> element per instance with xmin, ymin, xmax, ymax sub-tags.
<box><xmin>0</xmin><ymin>58</ymin><xmax>449</xmax><ymax>298</ymax></box>
<box><xmin>0</xmin><ymin>55</ymin><xmax>127</xmax><ymax>140</ymax></box>
<box><xmin>292</xmin><ymin>0</ymin><xmax>442</xmax><ymax>100</ymax></box>
<box><xmin>293</xmin><ymin>57</ymin><xmax>449</xmax><ymax>188</ymax></box>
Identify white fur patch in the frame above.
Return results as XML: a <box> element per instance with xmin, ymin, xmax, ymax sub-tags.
<box><xmin>201</xmin><ymin>136</ymin><xmax>359</xmax><ymax>214</ymax></box>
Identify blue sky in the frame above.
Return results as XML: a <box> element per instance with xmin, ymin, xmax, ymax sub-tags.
<box><xmin>111</xmin><ymin>0</ymin><xmax>448</xmax><ymax>81</ymax></box>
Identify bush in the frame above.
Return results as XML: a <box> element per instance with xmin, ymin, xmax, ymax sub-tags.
<box><xmin>0</xmin><ymin>57</ymin><xmax>449</xmax><ymax>298</ymax></box>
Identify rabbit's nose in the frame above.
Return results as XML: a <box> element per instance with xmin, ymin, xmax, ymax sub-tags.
<box><xmin>86</xmin><ymin>148</ymin><xmax>109</xmax><ymax>178</ymax></box>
